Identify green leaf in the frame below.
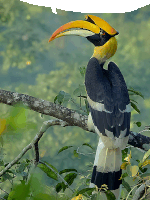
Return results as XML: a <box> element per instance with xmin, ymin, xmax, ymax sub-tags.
<box><xmin>122</xmin><ymin>148</ymin><xmax>128</xmax><ymax>162</ymax></box>
<box><xmin>59</xmin><ymin>168</ymin><xmax>77</xmax><ymax>175</ymax></box>
<box><xmin>84</xmin><ymin>99</ymin><xmax>89</xmax><ymax>114</ymax></box>
<box><xmin>82</xmin><ymin>143</ymin><xmax>94</xmax><ymax>150</ymax></box>
<box><xmin>57</xmin><ymin>146</ymin><xmax>73</xmax><ymax>154</ymax></box>
<box><xmin>61</xmin><ymin>182</ymin><xmax>67</xmax><ymax>192</ymax></box>
<box><xmin>139</xmin><ymin>166</ymin><xmax>148</xmax><ymax>173</ymax></box>
<box><xmin>33</xmin><ymin>193</ymin><xmax>57</xmax><ymax>200</ymax></box>
<box><xmin>63</xmin><ymin>92</ymin><xmax>71</xmax><ymax>103</ymax></box>
<box><xmin>128</xmin><ymin>88</ymin><xmax>144</xmax><ymax>99</ymax></box>
<box><xmin>73</xmin><ymin>150</ymin><xmax>79</xmax><ymax>158</ymax></box>
<box><xmin>79</xmin><ymin>66</ymin><xmax>86</xmax><ymax>77</ymax></box>
<box><xmin>8</xmin><ymin>183</ymin><xmax>30</xmax><ymax>200</ymax></box>
<box><xmin>140</xmin><ymin>172</ymin><xmax>150</xmax><ymax>179</ymax></box>
<box><xmin>54</xmin><ymin>91</ymin><xmax>65</xmax><ymax>104</ymax></box>
<box><xmin>86</xmin><ymin>178</ymin><xmax>91</xmax><ymax>184</ymax></box>
<box><xmin>76</xmin><ymin>188</ymin><xmax>95</xmax><ymax>196</ymax></box>
<box><xmin>121</xmin><ymin>172</ymin><xmax>128</xmax><ymax>179</ymax></box>
<box><xmin>17</xmin><ymin>162</ymin><xmax>26</xmax><ymax>173</ymax></box>
<box><xmin>55</xmin><ymin>182</ymin><xmax>63</xmax><ymax>193</ymax></box>
<box><xmin>73</xmin><ymin>84</ymin><xmax>85</xmax><ymax>96</ymax></box>
<box><xmin>131</xmin><ymin>102</ymin><xmax>140</xmax><ymax>113</ymax></box>
<box><xmin>54</xmin><ymin>91</ymin><xmax>71</xmax><ymax>105</ymax></box>
<box><xmin>142</xmin><ymin>149</ymin><xmax>150</xmax><ymax>162</ymax></box>
<box><xmin>122</xmin><ymin>179</ymin><xmax>131</xmax><ymax>193</ymax></box>
<box><xmin>0</xmin><ymin>137</ymin><xmax>4</xmax><ymax>147</ymax></box>
<box><xmin>130</xmin><ymin>99</ymin><xmax>138</xmax><ymax>104</ymax></box>
<box><xmin>105</xmin><ymin>190</ymin><xmax>116</xmax><ymax>200</ymax></box>
<box><xmin>56</xmin><ymin>182</ymin><xmax>68</xmax><ymax>192</ymax></box>
<box><xmin>64</xmin><ymin>173</ymin><xmax>77</xmax><ymax>185</ymax></box>
<box><xmin>134</xmin><ymin>121</ymin><xmax>142</xmax><ymax>127</ymax></box>
<box><xmin>38</xmin><ymin>162</ymin><xmax>58</xmax><ymax>181</ymax></box>
<box><xmin>1</xmin><ymin>173</ymin><xmax>13</xmax><ymax>182</ymax></box>
<box><xmin>7</xmin><ymin>104</ymin><xmax>28</xmax><ymax>130</ymax></box>
<box><xmin>126</xmin><ymin>165</ymin><xmax>139</xmax><ymax>177</ymax></box>
<box><xmin>0</xmin><ymin>160</ymin><xmax>4</xmax><ymax>166</ymax></box>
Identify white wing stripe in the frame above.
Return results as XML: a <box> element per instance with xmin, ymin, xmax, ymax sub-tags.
<box><xmin>87</xmin><ymin>95</ymin><xmax>131</xmax><ymax>113</ymax></box>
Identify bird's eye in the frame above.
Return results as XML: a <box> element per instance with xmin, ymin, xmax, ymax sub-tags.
<box><xmin>100</xmin><ymin>29</ymin><xmax>105</xmax><ymax>35</ymax></box>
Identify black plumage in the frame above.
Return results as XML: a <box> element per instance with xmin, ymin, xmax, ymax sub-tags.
<box><xmin>85</xmin><ymin>57</ymin><xmax>130</xmax><ymax>138</ymax></box>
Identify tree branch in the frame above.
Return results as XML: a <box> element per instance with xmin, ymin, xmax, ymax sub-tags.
<box><xmin>0</xmin><ymin>89</ymin><xmax>87</xmax><ymax>129</ymax></box>
<box><xmin>0</xmin><ymin>89</ymin><xmax>150</xmax><ymax>151</ymax></box>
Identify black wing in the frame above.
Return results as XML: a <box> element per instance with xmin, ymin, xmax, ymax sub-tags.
<box><xmin>85</xmin><ymin>57</ymin><xmax>130</xmax><ymax>138</ymax></box>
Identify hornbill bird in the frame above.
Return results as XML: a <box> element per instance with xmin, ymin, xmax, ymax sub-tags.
<box><xmin>49</xmin><ymin>15</ymin><xmax>131</xmax><ymax>199</ymax></box>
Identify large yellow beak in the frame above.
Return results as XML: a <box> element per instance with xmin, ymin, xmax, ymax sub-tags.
<box><xmin>49</xmin><ymin>15</ymin><xmax>118</xmax><ymax>43</ymax></box>
<box><xmin>49</xmin><ymin>20</ymin><xmax>100</xmax><ymax>42</ymax></box>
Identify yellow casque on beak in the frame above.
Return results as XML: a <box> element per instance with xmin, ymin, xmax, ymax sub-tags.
<box><xmin>85</xmin><ymin>15</ymin><xmax>118</xmax><ymax>36</ymax></box>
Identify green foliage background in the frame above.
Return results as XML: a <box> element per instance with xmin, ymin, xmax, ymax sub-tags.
<box><xmin>0</xmin><ymin>0</ymin><xmax>150</xmax><ymax>198</ymax></box>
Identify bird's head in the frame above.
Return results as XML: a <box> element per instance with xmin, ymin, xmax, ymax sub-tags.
<box><xmin>49</xmin><ymin>15</ymin><xmax>119</xmax><ymax>63</ymax></box>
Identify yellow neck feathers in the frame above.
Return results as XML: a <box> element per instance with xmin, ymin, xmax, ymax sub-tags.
<box><xmin>92</xmin><ymin>37</ymin><xmax>117</xmax><ymax>64</ymax></box>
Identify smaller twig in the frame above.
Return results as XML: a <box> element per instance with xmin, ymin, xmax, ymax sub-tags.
<box><xmin>126</xmin><ymin>183</ymin><xmax>142</xmax><ymax>200</ymax></box>
<box><xmin>132</xmin><ymin>180</ymin><xmax>150</xmax><ymax>200</ymax></box>
<box><xmin>34</xmin><ymin>141</ymin><xmax>39</xmax><ymax>164</ymax></box>
<box><xmin>139</xmin><ymin>126</ymin><xmax>150</xmax><ymax>134</ymax></box>
<box><xmin>70</xmin><ymin>98</ymin><xmax>87</xmax><ymax>114</ymax></box>
<box><xmin>76</xmin><ymin>145</ymin><xmax>95</xmax><ymax>156</ymax></box>
<box><xmin>39</xmin><ymin>160</ymin><xmax>75</xmax><ymax>193</ymax></box>
<box><xmin>0</xmin><ymin>119</ymin><xmax>69</xmax><ymax>177</ymax></box>
<box><xmin>0</xmin><ymin>187</ymin><xmax>9</xmax><ymax>195</ymax></box>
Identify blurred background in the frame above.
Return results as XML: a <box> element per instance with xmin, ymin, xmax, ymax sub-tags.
<box><xmin>0</xmin><ymin>0</ymin><xmax>150</xmax><ymax>198</ymax></box>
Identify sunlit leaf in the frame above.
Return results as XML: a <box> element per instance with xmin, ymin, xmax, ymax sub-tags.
<box><xmin>141</xmin><ymin>159</ymin><xmax>150</xmax><ymax>168</ymax></box>
<box><xmin>121</xmin><ymin>162</ymin><xmax>129</xmax><ymax>170</ymax></box>
<box><xmin>126</xmin><ymin>165</ymin><xmax>139</xmax><ymax>177</ymax></box>
<box><xmin>71</xmin><ymin>194</ymin><xmax>86</xmax><ymax>200</ymax></box>
<box><xmin>124</xmin><ymin>150</ymin><xmax>131</xmax><ymax>163</ymax></box>
<box><xmin>0</xmin><ymin>118</ymin><xmax>6</xmax><ymax>135</ymax></box>
<box><xmin>142</xmin><ymin>149</ymin><xmax>150</xmax><ymax>162</ymax></box>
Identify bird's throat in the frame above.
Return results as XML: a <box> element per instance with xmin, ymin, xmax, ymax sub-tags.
<box><xmin>92</xmin><ymin>37</ymin><xmax>117</xmax><ymax>64</ymax></box>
